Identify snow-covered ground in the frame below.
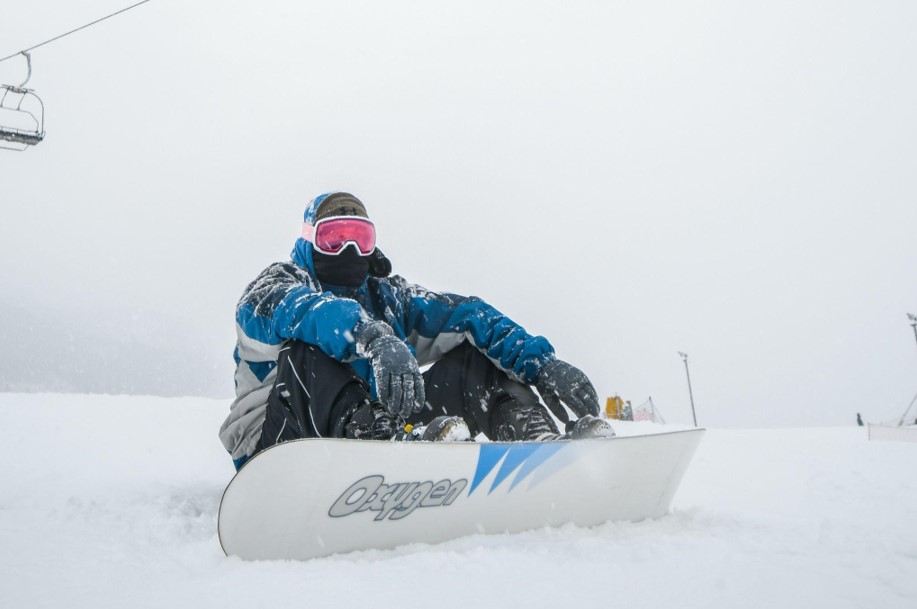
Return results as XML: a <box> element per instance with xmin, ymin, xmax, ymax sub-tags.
<box><xmin>2</xmin><ymin>393</ymin><xmax>915</xmax><ymax>609</ymax></box>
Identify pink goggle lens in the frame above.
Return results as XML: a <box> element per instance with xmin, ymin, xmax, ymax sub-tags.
<box><xmin>309</xmin><ymin>217</ymin><xmax>376</xmax><ymax>255</ymax></box>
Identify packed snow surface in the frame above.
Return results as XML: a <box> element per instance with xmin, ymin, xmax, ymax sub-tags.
<box><xmin>2</xmin><ymin>393</ymin><xmax>915</xmax><ymax>608</ymax></box>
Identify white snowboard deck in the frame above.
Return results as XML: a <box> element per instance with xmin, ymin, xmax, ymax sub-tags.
<box><xmin>219</xmin><ymin>429</ymin><xmax>705</xmax><ymax>561</ymax></box>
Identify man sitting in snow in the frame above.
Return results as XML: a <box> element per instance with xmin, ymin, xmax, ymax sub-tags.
<box><xmin>219</xmin><ymin>192</ymin><xmax>613</xmax><ymax>469</ymax></box>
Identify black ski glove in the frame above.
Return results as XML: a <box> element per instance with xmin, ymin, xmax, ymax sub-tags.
<box><xmin>356</xmin><ymin>321</ymin><xmax>425</xmax><ymax>419</ymax></box>
<box><xmin>535</xmin><ymin>359</ymin><xmax>600</xmax><ymax>422</ymax></box>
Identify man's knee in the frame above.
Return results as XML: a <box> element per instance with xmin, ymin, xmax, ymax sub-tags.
<box><xmin>423</xmin><ymin>340</ymin><xmax>543</xmax><ymax>438</ymax></box>
<box><xmin>264</xmin><ymin>340</ymin><xmax>370</xmax><ymax>443</ymax></box>
<box><xmin>282</xmin><ymin>340</ymin><xmax>333</xmax><ymax>371</ymax></box>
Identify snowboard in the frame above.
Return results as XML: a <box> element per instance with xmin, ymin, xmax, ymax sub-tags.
<box><xmin>218</xmin><ymin>429</ymin><xmax>705</xmax><ymax>561</ymax></box>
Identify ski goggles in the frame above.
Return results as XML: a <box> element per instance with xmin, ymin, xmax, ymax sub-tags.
<box><xmin>301</xmin><ymin>216</ymin><xmax>377</xmax><ymax>256</ymax></box>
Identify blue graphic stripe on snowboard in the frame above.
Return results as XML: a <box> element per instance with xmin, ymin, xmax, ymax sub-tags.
<box><xmin>469</xmin><ymin>443</ymin><xmax>567</xmax><ymax>496</ymax></box>
<box><xmin>469</xmin><ymin>445</ymin><xmax>509</xmax><ymax>495</ymax></box>
<box><xmin>508</xmin><ymin>443</ymin><xmax>565</xmax><ymax>491</ymax></box>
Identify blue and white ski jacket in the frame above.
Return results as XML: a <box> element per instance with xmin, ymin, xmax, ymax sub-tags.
<box><xmin>218</xmin><ymin>193</ymin><xmax>557</xmax><ymax>461</ymax></box>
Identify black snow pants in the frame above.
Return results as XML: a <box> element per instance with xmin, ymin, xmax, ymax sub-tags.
<box><xmin>255</xmin><ymin>340</ymin><xmax>544</xmax><ymax>454</ymax></box>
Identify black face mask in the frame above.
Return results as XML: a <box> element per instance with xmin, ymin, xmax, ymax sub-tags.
<box><xmin>312</xmin><ymin>246</ymin><xmax>371</xmax><ymax>288</ymax></box>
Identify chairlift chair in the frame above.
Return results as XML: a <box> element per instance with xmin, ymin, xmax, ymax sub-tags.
<box><xmin>0</xmin><ymin>52</ymin><xmax>45</xmax><ymax>151</ymax></box>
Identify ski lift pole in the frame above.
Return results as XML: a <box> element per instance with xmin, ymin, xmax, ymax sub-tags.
<box><xmin>679</xmin><ymin>352</ymin><xmax>698</xmax><ymax>426</ymax></box>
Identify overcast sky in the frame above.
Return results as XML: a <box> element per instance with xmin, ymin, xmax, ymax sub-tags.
<box><xmin>1</xmin><ymin>0</ymin><xmax>915</xmax><ymax>427</ymax></box>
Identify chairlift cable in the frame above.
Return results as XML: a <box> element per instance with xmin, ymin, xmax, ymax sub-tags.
<box><xmin>0</xmin><ymin>0</ymin><xmax>154</xmax><ymax>64</ymax></box>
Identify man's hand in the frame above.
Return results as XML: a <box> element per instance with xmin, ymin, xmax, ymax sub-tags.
<box><xmin>356</xmin><ymin>321</ymin><xmax>425</xmax><ymax>418</ymax></box>
<box><xmin>535</xmin><ymin>359</ymin><xmax>600</xmax><ymax>422</ymax></box>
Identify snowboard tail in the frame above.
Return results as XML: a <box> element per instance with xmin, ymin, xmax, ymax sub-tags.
<box><xmin>218</xmin><ymin>429</ymin><xmax>704</xmax><ymax>560</ymax></box>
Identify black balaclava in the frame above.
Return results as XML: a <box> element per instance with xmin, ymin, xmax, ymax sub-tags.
<box><xmin>313</xmin><ymin>246</ymin><xmax>371</xmax><ymax>288</ymax></box>
<box><xmin>311</xmin><ymin>193</ymin><xmax>390</xmax><ymax>288</ymax></box>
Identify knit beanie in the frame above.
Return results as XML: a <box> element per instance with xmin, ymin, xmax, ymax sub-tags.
<box><xmin>315</xmin><ymin>192</ymin><xmax>368</xmax><ymax>220</ymax></box>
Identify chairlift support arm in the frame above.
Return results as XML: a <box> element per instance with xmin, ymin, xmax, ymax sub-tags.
<box><xmin>18</xmin><ymin>51</ymin><xmax>32</xmax><ymax>90</ymax></box>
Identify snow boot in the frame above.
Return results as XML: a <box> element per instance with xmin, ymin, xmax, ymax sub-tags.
<box><xmin>565</xmin><ymin>415</ymin><xmax>616</xmax><ymax>439</ymax></box>
<box><xmin>490</xmin><ymin>399</ymin><xmax>563</xmax><ymax>441</ymax></box>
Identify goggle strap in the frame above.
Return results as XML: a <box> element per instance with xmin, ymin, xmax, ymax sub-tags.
<box><xmin>301</xmin><ymin>222</ymin><xmax>316</xmax><ymax>242</ymax></box>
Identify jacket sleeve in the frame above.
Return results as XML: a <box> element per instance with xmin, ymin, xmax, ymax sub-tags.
<box><xmin>236</xmin><ymin>263</ymin><xmax>368</xmax><ymax>360</ymax></box>
<box><xmin>396</xmin><ymin>277</ymin><xmax>556</xmax><ymax>383</ymax></box>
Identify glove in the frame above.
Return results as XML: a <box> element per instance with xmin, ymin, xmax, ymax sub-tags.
<box><xmin>535</xmin><ymin>359</ymin><xmax>600</xmax><ymax>422</ymax></box>
<box><xmin>356</xmin><ymin>321</ymin><xmax>425</xmax><ymax>419</ymax></box>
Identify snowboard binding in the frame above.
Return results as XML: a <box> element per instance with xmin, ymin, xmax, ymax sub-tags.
<box><xmin>346</xmin><ymin>401</ymin><xmax>471</xmax><ymax>443</ymax></box>
<box><xmin>401</xmin><ymin>416</ymin><xmax>472</xmax><ymax>442</ymax></box>
<box><xmin>564</xmin><ymin>415</ymin><xmax>616</xmax><ymax>439</ymax></box>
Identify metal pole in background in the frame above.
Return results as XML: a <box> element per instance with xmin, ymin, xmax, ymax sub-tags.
<box><xmin>679</xmin><ymin>352</ymin><xmax>698</xmax><ymax>426</ymax></box>
<box><xmin>908</xmin><ymin>313</ymin><xmax>917</xmax><ymax>363</ymax></box>
<box><xmin>894</xmin><ymin>314</ymin><xmax>917</xmax><ymax>428</ymax></box>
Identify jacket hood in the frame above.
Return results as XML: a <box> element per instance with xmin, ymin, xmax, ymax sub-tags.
<box><xmin>291</xmin><ymin>192</ymin><xmax>335</xmax><ymax>272</ymax></box>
